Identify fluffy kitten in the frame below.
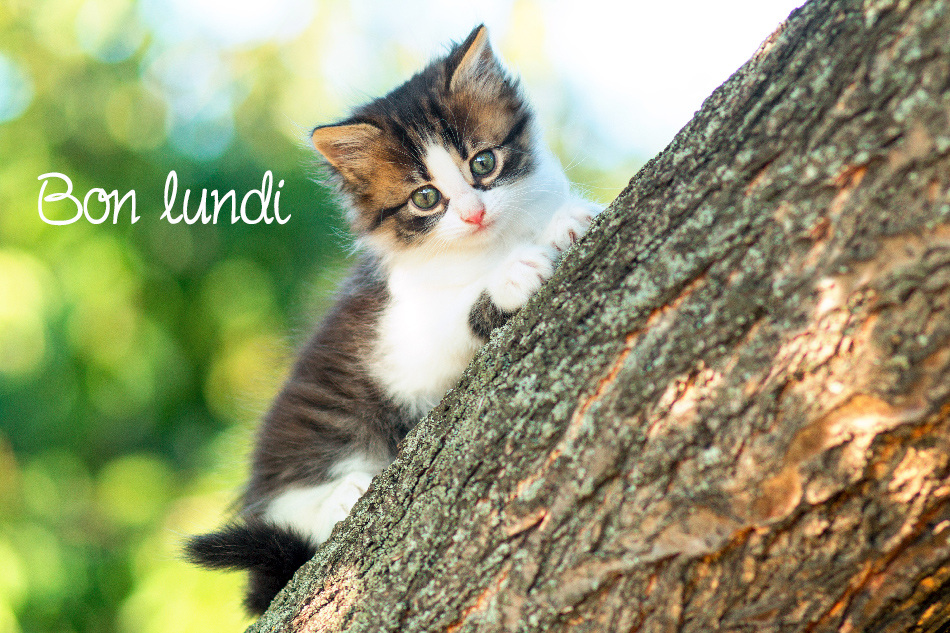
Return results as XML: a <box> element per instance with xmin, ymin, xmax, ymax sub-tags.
<box><xmin>186</xmin><ymin>24</ymin><xmax>600</xmax><ymax>614</ymax></box>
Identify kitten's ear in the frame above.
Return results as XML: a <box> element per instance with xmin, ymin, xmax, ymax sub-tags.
<box><xmin>311</xmin><ymin>122</ymin><xmax>382</xmax><ymax>175</ymax></box>
<box><xmin>448</xmin><ymin>24</ymin><xmax>499</xmax><ymax>92</ymax></box>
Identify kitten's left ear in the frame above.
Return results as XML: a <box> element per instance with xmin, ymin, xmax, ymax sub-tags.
<box><xmin>448</xmin><ymin>24</ymin><xmax>500</xmax><ymax>91</ymax></box>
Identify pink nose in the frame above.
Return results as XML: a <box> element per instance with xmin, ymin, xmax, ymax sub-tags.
<box><xmin>461</xmin><ymin>204</ymin><xmax>486</xmax><ymax>225</ymax></box>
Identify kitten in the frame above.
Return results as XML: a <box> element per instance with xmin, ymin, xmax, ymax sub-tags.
<box><xmin>186</xmin><ymin>24</ymin><xmax>601</xmax><ymax>615</ymax></box>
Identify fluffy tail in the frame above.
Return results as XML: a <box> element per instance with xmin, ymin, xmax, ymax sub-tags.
<box><xmin>185</xmin><ymin>519</ymin><xmax>317</xmax><ymax>614</ymax></box>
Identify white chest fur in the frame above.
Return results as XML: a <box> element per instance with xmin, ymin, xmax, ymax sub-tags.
<box><xmin>370</xmin><ymin>253</ymin><xmax>490</xmax><ymax>414</ymax></box>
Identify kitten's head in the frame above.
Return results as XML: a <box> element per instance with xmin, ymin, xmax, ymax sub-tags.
<box><xmin>311</xmin><ymin>26</ymin><xmax>541</xmax><ymax>257</ymax></box>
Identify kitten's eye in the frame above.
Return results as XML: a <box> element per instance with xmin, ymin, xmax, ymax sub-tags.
<box><xmin>410</xmin><ymin>185</ymin><xmax>442</xmax><ymax>210</ymax></box>
<box><xmin>470</xmin><ymin>149</ymin><xmax>496</xmax><ymax>176</ymax></box>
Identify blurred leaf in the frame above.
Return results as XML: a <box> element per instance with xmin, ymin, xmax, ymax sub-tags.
<box><xmin>95</xmin><ymin>454</ymin><xmax>176</xmax><ymax>528</ymax></box>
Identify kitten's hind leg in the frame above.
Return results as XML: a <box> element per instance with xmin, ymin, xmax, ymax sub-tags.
<box><xmin>186</xmin><ymin>454</ymin><xmax>385</xmax><ymax>615</ymax></box>
<box><xmin>263</xmin><ymin>453</ymin><xmax>385</xmax><ymax>546</ymax></box>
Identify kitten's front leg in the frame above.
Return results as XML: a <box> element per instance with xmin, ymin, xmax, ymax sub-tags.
<box><xmin>487</xmin><ymin>243</ymin><xmax>557</xmax><ymax>313</ymax></box>
<box><xmin>469</xmin><ymin>198</ymin><xmax>601</xmax><ymax>339</ymax></box>
<box><xmin>469</xmin><ymin>244</ymin><xmax>556</xmax><ymax>339</ymax></box>
<box><xmin>541</xmin><ymin>196</ymin><xmax>603</xmax><ymax>254</ymax></box>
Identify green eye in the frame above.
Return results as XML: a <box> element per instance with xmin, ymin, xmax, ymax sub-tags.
<box><xmin>410</xmin><ymin>185</ymin><xmax>442</xmax><ymax>210</ymax></box>
<box><xmin>470</xmin><ymin>149</ymin><xmax>496</xmax><ymax>176</ymax></box>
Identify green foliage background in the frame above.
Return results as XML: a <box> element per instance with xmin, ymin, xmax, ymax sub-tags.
<box><xmin>0</xmin><ymin>1</ymin><xmax>628</xmax><ymax>631</ymax></box>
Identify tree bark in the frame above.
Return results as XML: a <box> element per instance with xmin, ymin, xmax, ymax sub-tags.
<box><xmin>250</xmin><ymin>0</ymin><xmax>950</xmax><ymax>630</ymax></box>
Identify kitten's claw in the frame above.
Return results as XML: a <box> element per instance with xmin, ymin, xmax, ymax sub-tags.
<box><xmin>488</xmin><ymin>244</ymin><xmax>556</xmax><ymax>313</ymax></box>
<box><xmin>543</xmin><ymin>199</ymin><xmax>602</xmax><ymax>253</ymax></box>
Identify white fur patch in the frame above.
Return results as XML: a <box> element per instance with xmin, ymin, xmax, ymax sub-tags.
<box><xmin>488</xmin><ymin>244</ymin><xmax>556</xmax><ymax>312</ymax></box>
<box><xmin>263</xmin><ymin>453</ymin><xmax>388</xmax><ymax>545</ymax></box>
<box><xmin>371</xmin><ymin>251</ymin><xmax>487</xmax><ymax>414</ymax></box>
<box><xmin>426</xmin><ymin>145</ymin><xmax>474</xmax><ymax>197</ymax></box>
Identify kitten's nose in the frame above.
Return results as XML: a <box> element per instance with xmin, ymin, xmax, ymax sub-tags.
<box><xmin>460</xmin><ymin>201</ymin><xmax>486</xmax><ymax>225</ymax></box>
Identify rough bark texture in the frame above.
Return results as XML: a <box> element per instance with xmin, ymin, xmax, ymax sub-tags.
<box><xmin>250</xmin><ymin>0</ymin><xmax>950</xmax><ymax>630</ymax></box>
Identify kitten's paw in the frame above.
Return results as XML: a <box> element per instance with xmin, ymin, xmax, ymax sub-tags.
<box><xmin>488</xmin><ymin>244</ymin><xmax>556</xmax><ymax>313</ymax></box>
<box><xmin>543</xmin><ymin>199</ymin><xmax>602</xmax><ymax>254</ymax></box>
<box><xmin>324</xmin><ymin>471</ymin><xmax>373</xmax><ymax>522</ymax></box>
<box><xmin>264</xmin><ymin>470</ymin><xmax>375</xmax><ymax>544</ymax></box>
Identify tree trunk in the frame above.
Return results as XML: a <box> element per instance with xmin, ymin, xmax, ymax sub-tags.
<box><xmin>250</xmin><ymin>0</ymin><xmax>950</xmax><ymax>630</ymax></box>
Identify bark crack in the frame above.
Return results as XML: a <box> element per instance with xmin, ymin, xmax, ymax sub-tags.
<box><xmin>805</xmin><ymin>495</ymin><xmax>950</xmax><ymax>632</ymax></box>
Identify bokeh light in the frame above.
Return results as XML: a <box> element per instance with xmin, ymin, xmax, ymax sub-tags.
<box><xmin>0</xmin><ymin>54</ymin><xmax>33</xmax><ymax>124</ymax></box>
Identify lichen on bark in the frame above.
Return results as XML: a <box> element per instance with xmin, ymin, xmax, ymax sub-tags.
<box><xmin>250</xmin><ymin>0</ymin><xmax>950</xmax><ymax>630</ymax></box>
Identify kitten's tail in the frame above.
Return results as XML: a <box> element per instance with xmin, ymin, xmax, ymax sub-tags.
<box><xmin>185</xmin><ymin>518</ymin><xmax>317</xmax><ymax>614</ymax></box>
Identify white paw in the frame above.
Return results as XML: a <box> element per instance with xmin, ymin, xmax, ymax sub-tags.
<box><xmin>488</xmin><ymin>244</ymin><xmax>556</xmax><ymax>313</ymax></box>
<box><xmin>264</xmin><ymin>470</ymin><xmax>376</xmax><ymax>545</ymax></box>
<box><xmin>542</xmin><ymin>198</ymin><xmax>602</xmax><ymax>254</ymax></box>
<box><xmin>324</xmin><ymin>471</ymin><xmax>373</xmax><ymax>522</ymax></box>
